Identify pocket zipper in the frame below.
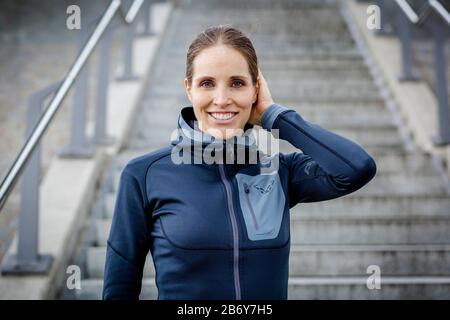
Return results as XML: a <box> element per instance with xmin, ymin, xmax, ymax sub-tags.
<box><xmin>243</xmin><ymin>182</ymin><xmax>259</xmax><ymax>230</ymax></box>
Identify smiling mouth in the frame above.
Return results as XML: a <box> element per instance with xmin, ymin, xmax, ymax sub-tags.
<box><xmin>208</xmin><ymin>112</ymin><xmax>238</xmax><ymax>121</ymax></box>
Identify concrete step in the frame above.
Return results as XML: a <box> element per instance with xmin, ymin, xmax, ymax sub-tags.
<box><xmin>287</xmin><ymin>277</ymin><xmax>450</xmax><ymax>299</ymax></box>
<box><xmin>262</xmin><ymin>68</ymin><xmax>372</xmax><ymax>80</ymax></box>
<box><xmin>149</xmin><ymin>89</ymin><xmax>383</xmax><ymax>105</ymax></box>
<box><xmin>360</xmin><ymin>145</ymin><xmax>407</xmax><ymax>156</ymax></box>
<box><xmin>259</xmin><ymin>56</ymin><xmax>367</xmax><ymax>71</ymax></box>
<box><xmin>346</xmin><ymin>174</ymin><xmax>447</xmax><ymax>196</ymax></box>
<box><xmin>269</xmin><ymin>80</ymin><xmax>378</xmax><ymax>98</ymax></box>
<box><xmin>289</xmin><ymin>244</ymin><xmax>450</xmax><ymax>276</ymax></box>
<box><xmin>322</xmin><ymin>127</ymin><xmax>402</xmax><ymax>147</ymax></box>
<box><xmin>166</xmin><ymin>41</ymin><xmax>357</xmax><ymax>60</ymax></box>
<box><xmin>277</xmin><ymin>140</ymin><xmax>404</xmax><ymax>158</ymax></box>
<box><xmin>290</xmin><ymin>215</ymin><xmax>450</xmax><ymax>244</ymax></box>
<box><xmin>85</xmin><ymin>244</ymin><xmax>450</xmax><ymax>279</ymax></box>
<box><xmin>282</xmin><ymin>105</ymin><xmax>395</xmax><ymax>129</ymax></box>
<box><xmin>180</xmin><ymin>0</ymin><xmax>342</xmax><ymax>10</ymax></box>
<box><xmin>294</xmin><ymin>194</ymin><xmax>450</xmax><ymax>217</ymax></box>
<box><xmin>72</xmin><ymin>276</ymin><xmax>450</xmax><ymax>299</ymax></box>
<box><xmin>177</xmin><ymin>29</ymin><xmax>351</xmax><ymax>43</ymax></box>
<box><xmin>177</xmin><ymin>22</ymin><xmax>352</xmax><ymax>37</ymax></box>
<box><xmin>267</xmin><ymin>78</ymin><xmax>376</xmax><ymax>90</ymax></box>
<box><xmin>178</xmin><ymin>12</ymin><xmax>350</xmax><ymax>36</ymax></box>
<box><xmin>256</xmin><ymin>44</ymin><xmax>358</xmax><ymax>57</ymax></box>
<box><xmin>166</xmin><ymin>46</ymin><xmax>360</xmax><ymax>61</ymax></box>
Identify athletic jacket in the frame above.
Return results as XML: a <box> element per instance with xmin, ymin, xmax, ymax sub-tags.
<box><xmin>102</xmin><ymin>103</ymin><xmax>377</xmax><ymax>300</ymax></box>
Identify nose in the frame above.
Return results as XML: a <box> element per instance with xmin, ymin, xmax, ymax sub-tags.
<box><xmin>213</xmin><ymin>86</ymin><xmax>231</xmax><ymax>107</ymax></box>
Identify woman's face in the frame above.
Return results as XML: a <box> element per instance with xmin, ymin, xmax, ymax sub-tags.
<box><xmin>184</xmin><ymin>44</ymin><xmax>258</xmax><ymax>140</ymax></box>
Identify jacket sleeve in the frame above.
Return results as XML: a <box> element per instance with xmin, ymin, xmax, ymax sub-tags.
<box><xmin>102</xmin><ymin>165</ymin><xmax>152</xmax><ymax>300</ymax></box>
<box><xmin>261</xmin><ymin>103</ymin><xmax>377</xmax><ymax>208</ymax></box>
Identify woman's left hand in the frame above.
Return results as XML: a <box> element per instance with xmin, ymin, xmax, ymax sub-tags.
<box><xmin>249</xmin><ymin>68</ymin><xmax>274</xmax><ymax>126</ymax></box>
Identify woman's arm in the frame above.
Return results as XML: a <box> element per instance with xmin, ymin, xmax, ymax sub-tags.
<box><xmin>102</xmin><ymin>166</ymin><xmax>151</xmax><ymax>300</ymax></box>
<box><xmin>261</xmin><ymin>103</ymin><xmax>377</xmax><ymax>208</ymax></box>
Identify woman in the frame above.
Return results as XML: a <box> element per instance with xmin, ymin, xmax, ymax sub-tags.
<box><xmin>102</xmin><ymin>25</ymin><xmax>377</xmax><ymax>300</ymax></box>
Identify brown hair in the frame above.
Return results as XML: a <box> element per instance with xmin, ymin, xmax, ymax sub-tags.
<box><xmin>185</xmin><ymin>25</ymin><xmax>258</xmax><ymax>87</ymax></box>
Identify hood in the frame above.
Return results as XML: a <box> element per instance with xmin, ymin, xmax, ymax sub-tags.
<box><xmin>170</xmin><ymin>106</ymin><xmax>260</xmax><ymax>165</ymax></box>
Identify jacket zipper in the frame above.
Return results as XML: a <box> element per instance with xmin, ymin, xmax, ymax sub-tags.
<box><xmin>243</xmin><ymin>183</ymin><xmax>259</xmax><ymax>230</ymax></box>
<box><xmin>218</xmin><ymin>164</ymin><xmax>241</xmax><ymax>300</ymax></box>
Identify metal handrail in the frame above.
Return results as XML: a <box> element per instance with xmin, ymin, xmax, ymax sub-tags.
<box><xmin>0</xmin><ymin>0</ymin><xmax>144</xmax><ymax>212</ymax></box>
<box><xmin>386</xmin><ymin>0</ymin><xmax>450</xmax><ymax>145</ymax></box>
<box><xmin>394</xmin><ymin>0</ymin><xmax>450</xmax><ymax>25</ymax></box>
<box><xmin>429</xmin><ymin>0</ymin><xmax>450</xmax><ymax>25</ymax></box>
<box><xmin>123</xmin><ymin>0</ymin><xmax>144</xmax><ymax>23</ymax></box>
<box><xmin>395</xmin><ymin>0</ymin><xmax>420</xmax><ymax>24</ymax></box>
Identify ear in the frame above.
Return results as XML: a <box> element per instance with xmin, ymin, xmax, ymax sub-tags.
<box><xmin>184</xmin><ymin>78</ymin><xmax>192</xmax><ymax>103</ymax></box>
<box><xmin>253</xmin><ymin>82</ymin><xmax>259</xmax><ymax>104</ymax></box>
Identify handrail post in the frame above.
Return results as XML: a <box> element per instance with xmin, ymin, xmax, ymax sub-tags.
<box><xmin>60</xmin><ymin>22</ymin><xmax>95</xmax><ymax>158</ymax></box>
<box><xmin>93</xmin><ymin>27</ymin><xmax>115</xmax><ymax>145</ymax></box>
<box><xmin>396</xmin><ymin>8</ymin><xmax>420</xmax><ymax>81</ymax></box>
<box><xmin>138</xmin><ymin>0</ymin><xmax>154</xmax><ymax>36</ymax></box>
<box><xmin>375</xmin><ymin>0</ymin><xmax>392</xmax><ymax>35</ymax></box>
<box><xmin>1</xmin><ymin>84</ymin><xmax>59</xmax><ymax>275</ymax></box>
<box><xmin>430</xmin><ymin>19</ymin><xmax>450</xmax><ymax>146</ymax></box>
<box><xmin>117</xmin><ymin>1</ymin><xmax>139</xmax><ymax>81</ymax></box>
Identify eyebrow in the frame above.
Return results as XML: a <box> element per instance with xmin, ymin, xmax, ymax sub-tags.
<box><xmin>195</xmin><ymin>75</ymin><xmax>250</xmax><ymax>81</ymax></box>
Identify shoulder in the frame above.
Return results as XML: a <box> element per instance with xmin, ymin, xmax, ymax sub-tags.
<box><xmin>122</xmin><ymin>146</ymin><xmax>173</xmax><ymax>179</ymax></box>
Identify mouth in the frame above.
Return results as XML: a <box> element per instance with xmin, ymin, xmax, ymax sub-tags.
<box><xmin>207</xmin><ymin>111</ymin><xmax>239</xmax><ymax>124</ymax></box>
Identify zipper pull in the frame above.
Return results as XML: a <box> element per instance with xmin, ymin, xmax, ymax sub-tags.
<box><xmin>243</xmin><ymin>182</ymin><xmax>250</xmax><ymax>193</ymax></box>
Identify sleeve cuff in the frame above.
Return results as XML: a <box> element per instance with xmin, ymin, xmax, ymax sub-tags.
<box><xmin>261</xmin><ymin>103</ymin><xmax>291</xmax><ymax>131</ymax></box>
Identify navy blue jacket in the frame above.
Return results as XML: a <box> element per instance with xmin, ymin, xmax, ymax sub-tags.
<box><xmin>102</xmin><ymin>103</ymin><xmax>377</xmax><ymax>300</ymax></box>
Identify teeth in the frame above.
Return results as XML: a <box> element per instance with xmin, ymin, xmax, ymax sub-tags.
<box><xmin>210</xmin><ymin>112</ymin><xmax>236</xmax><ymax>120</ymax></box>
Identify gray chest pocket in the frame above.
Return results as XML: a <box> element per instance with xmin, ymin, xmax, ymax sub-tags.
<box><xmin>235</xmin><ymin>173</ymin><xmax>286</xmax><ymax>241</ymax></box>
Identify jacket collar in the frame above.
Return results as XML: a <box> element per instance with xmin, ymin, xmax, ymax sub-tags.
<box><xmin>170</xmin><ymin>106</ymin><xmax>260</xmax><ymax>164</ymax></box>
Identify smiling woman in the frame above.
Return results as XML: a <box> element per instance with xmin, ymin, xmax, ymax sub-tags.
<box><xmin>102</xmin><ymin>25</ymin><xmax>377</xmax><ymax>300</ymax></box>
<box><xmin>183</xmin><ymin>25</ymin><xmax>272</xmax><ymax>139</ymax></box>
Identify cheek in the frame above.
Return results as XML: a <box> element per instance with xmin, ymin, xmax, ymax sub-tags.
<box><xmin>191</xmin><ymin>91</ymin><xmax>211</xmax><ymax>108</ymax></box>
<box><xmin>235</xmin><ymin>91</ymin><xmax>256</xmax><ymax>109</ymax></box>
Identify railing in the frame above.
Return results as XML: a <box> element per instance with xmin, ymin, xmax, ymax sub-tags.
<box><xmin>0</xmin><ymin>0</ymin><xmax>157</xmax><ymax>275</ymax></box>
<box><xmin>360</xmin><ymin>0</ymin><xmax>450</xmax><ymax>145</ymax></box>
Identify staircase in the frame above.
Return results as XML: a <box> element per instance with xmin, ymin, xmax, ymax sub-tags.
<box><xmin>63</xmin><ymin>0</ymin><xmax>450</xmax><ymax>299</ymax></box>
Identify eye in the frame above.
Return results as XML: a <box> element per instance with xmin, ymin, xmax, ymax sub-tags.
<box><xmin>200</xmin><ymin>80</ymin><xmax>213</xmax><ymax>88</ymax></box>
<box><xmin>232</xmin><ymin>80</ymin><xmax>244</xmax><ymax>88</ymax></box>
